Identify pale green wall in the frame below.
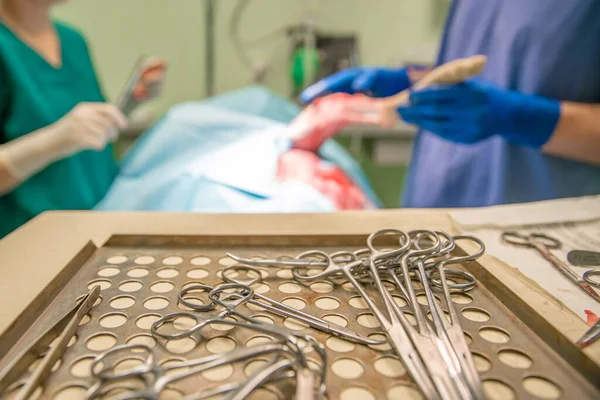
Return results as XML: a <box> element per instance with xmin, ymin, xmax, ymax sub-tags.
<box><xmin>54</xmin><ymin>0</ymin><xmax>447</xmax><ymax>116</ymax></box>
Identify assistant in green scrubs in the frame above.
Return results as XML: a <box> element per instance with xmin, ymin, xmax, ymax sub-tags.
<box><xmin>0</xmin><ymin>21</ymin><xmax>118</xmax><ymax>238</ymax></box>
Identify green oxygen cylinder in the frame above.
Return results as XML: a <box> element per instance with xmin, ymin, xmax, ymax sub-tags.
<box><xmin>291</xmin><ymin>47</ymin><xmax>321</xmax><ymax>96</ymax></box>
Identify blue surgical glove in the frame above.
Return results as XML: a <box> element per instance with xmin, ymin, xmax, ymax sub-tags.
<box><xmin>300</xmin><ymin>67</ymin><xmax>410</xmax><ymax>104</ymax></box>
<box><xmin>398</xmin><ymin>79</ymin><xmax>560</xmax><ymax>148</ymax></box>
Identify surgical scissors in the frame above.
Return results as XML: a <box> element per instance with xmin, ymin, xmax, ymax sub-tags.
<box><xmin>152</xmin><ymin>284</ymin><xmax>327</xmax><ymax>400</ymax></box>
<box><xmin>219</xmin><ymin>264</ymin><xmax>385</xmax><ymax>345</ymax></box>
<box><xmin>502</xmin><ymin>232</ymin><xmax>600</xmax><ymax>303</ymax></box>
<box><xmin>87</xmin><ymin>342</ymin><xmax>301</xmax><ymax>400</ymax></box>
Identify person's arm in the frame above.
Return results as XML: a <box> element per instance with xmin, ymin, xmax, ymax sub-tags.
<box><xmin>0</xmin><ymin>157</ymin><xmax>18</xmax><ymax>195</ymax></box>
<box><xmin>398</xmin><ymin>79</ymin><xmax>600</xmax><ymax>165</ymax></box>
<box><xmin>542</xmin><ymin>102</ymin><xmax>600</xmax><ymax>165</ymax></box>
<box><xmin>0</xmin><ymin>63</ymin><xmax>15</xmax><ymax>195</ymax></box>
<box><xmin>0</xmin><ymin>103</ymin><xmax>127</xmax><ymax>195</ymax></box>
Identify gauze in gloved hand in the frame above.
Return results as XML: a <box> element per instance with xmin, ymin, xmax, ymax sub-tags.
<box><xmin>398</xmin><ymin>79</ymin><xmax>560</xmax><ymax>147</ymax></box>
<box><xmin>289</xmin><ymin>93</ymin><xmax>387</xmax><ymax>152</ymax></box>
<box><xmin>0</xmin><ymin>102</ymin><xmax>127</xmax><ymax>181</ymax></box>
<box><xmin>300</xmin><ymin>67</ymin><xmax>410</xmax><ymax>104</ymax></box>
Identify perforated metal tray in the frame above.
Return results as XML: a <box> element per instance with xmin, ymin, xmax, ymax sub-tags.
<box><xmin>0</xmin><ymin>235</ymin><xmax>598</xmax><ymax>400</ymax></box>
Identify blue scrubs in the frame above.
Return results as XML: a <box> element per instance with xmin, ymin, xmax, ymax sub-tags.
<box><xmin>403</xmin><ymin>0</ymin><xmax>600</xmax><ymax>208</ymax></box>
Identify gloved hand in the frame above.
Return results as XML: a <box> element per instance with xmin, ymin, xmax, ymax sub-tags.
<box><xmin>300</xmin><ymin>67</ymin><xmax>411</xmax><ymax>104</ymax></box>
<box><xmin>51</xmin><ymin>102</ymin><xmax>128</xmax><ymax>154</ymax></box>
<box><xmin>132</xmin><ymin>58</ymin><xmax>168</xmax><ymax>102</ymax></box>
<box><xmin>0</xmin><ymin>103</ymin><xmax>127</xmax><ymax>181</ymax></box>
<box><xmin>398</xmin><ymin>79</ymin><xmax>560</xmax><ymax>148</ymax></box>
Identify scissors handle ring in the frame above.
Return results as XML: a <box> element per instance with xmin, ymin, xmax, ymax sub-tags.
<box><xmin>151</xmin><ymin>311</ymin><xmax>202</xmax><ymax>340</ymax></box>
<box><xmin>367</xmin><ymin>229</ymin><xmax>411</xmax><ymax>258</ymax></box>
<box><xmin>429</xmin><ymin>268</ymin><xmax>477</xmax><ymax>292</ymax></box>
<box><xmin>583</xmin><ymin>270</ymin><xmax>600</xmax><ymax>288</ymax></box>
<box><xmin>179</xmin><ymin>284</ymin><xmax>217</xmax><ymax>312</ymax></box>
<box><xmin>291</xmin><ymin>250</ymin><xmax>337</xmax><ymax>282</ymax></box>
<box><xmin>502</xmin><ymin>231</ymin><xmax>561</xmax><ymax>249</ymax></box>
<box><xmin>91</xmin><ymin>344</ymin><xmax>154</xmax><ymax>380</ymax></box>
<box><xmin>209</xmin><ymin>283</ymin><xmax>255</xmax><ymax>309</ymax></box>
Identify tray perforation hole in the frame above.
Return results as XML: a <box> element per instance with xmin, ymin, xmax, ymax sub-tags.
<box><xmin>498</xmin><ymin>349</ymin><xmax>533</xmax><ymax>369</ymax></box>
<box><xmin>86</xmin><ymin>333</ymin><xmax>117</xmax><ymax>351</ymax></box>
<box><xmin>340</xmin><ymin>387</ymin><xmax>375</xmax><ymax>400</ymax></box>
<box><xmin>331</xmin><ymin>358</ymin><xmax>364</xmax><ymax>379</ymax></box>
<box><xmin>150</xmin><ymin>281</ymin><xmax>175</xmax><ymax>293</ymax></box>
<box><xmin>206</xmin><ymin>336</ymin><xmax>237</xmax><ymax>354</ymax></box>
<box><xmin>190</xmin><ymin>255</ymin><xmax>211</xmax><ymax>266</ymax></box>
<box><xmin>374</xmin><ymin>356</ymin><xmax>406</xmax><ymax>378</ymax></box>
<box><xmin>126</xmin><ymin>334</ymin><xmax>156</xmax><ymax>349</ymax></box>
<box><xmin>244</xmin><ymin>359</ymin><xmax>268</xmax><ymax>377</ymax></box>
<box><xmin>522</xmin><ymin>376</ymin><xmax>562</xmax><ymax>399</ymax></box>
<box><xmin>315</xmin><ymin>297</ymin><xmax>340</xmax><ymax>310</ymax></box>
<box><xmin>472</xmin><ymin>352</ymin><xmax>491</xmax><ymax>372</ymax></box>
<box><xmin>322</xmin><ymin>314</ymin><xmax>348</xmax><ymax>327</ymax></box>
<box><xmin>70</xmin><ymin>356</ymin><xmax>101</xmax><ymax>378</ymax></box>
<box><xmin>109</xmin><ymin>295</ymin><xmax>135</xmax><ymax>310</ymax></box>
<box><xmin>98</xmin><ymin>266</ymin><xmax>120</xmax><ymax>277</ymax></box>
<box><xmin>143</xmin><ymin>296</ymin><xmax>170</xmax><ymax>310</ymax></box>
<box><xmin>118</xmin><ymin>280</ymin><xmax>144</xmax><ymax>293</ymax></box>
<box><xmin>162</xmin><ymin>256</ymin><xmax>183</xmax><ymax>265</ymax></box>
<box><xmin>134</xmin><ymin>256</ymin><xmax>155</xmax><ymax>265</ymax></box>
<box><xmin>135</xmin><ymin>314</ymin><xmax>161</xmax><ymax>330</ymax></box>
<box><xmin>462</xmin><ymin>307</ymin><xmax>491</xmax><ymax>322</ymax></box>
<box><xmin>482</xmin><ymin>379</ymin><xmax>516</xmax><ymax>400</ymax></box>
<box><xmin>106</xmin><ymin>255</ymin><xmax>127</xmax><ymax>264</ymax></box>
<box><xmin>326</xmin><ymin>337</ymin><xmax>355</xmax><ymax>353</ymax></box>
<box><xmin>87</xmin><ymin>279</ymin><xmax>111</xmax><ymax>291</ymax></box>
<box><xmin>99</xmin><ymin>313</ymin><xmax>128</xmax><ymax>329</ymax></box>
<box><xmin>246</xmin><ymin>335</ymin><xmax>274</xmax><ymax>347</ymax></box>
<box><xmin>387</xmin><ymin>385</ymin><xmax>423</xmax><ymax>400</ymax></box>
<box><xmin>186</xmin><ymin>269</ymin><xmax>209</xmax><ymax>279</ymax></box>
<box><xmin>479</xmin><ymin>326</ymin><xmax>511</xmax><ymax>344</ymax></box>
<box><xmin>157</xmin><ymin>268</ymin><xmax>179</xmax><ymax>278</ymax></box>
<box><xmin>126</xmin><ymin>268</ymin><xmax>149</xmax><ymax>278</ymax></box>
<box><xmin>52</xmin><ymin>384</ymin><xmax>88</xmax><ymax>400</ymax></box>
<box><xmin>165</xmin><ymin>337</ymin><xmax>197</xmax><ymax>354</ymax></box>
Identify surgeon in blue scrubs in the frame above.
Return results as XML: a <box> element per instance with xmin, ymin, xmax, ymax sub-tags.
<box><xmin>301</xmin><ymin>0</ymin><xmax>600</xmax><ymax>207</ymax></box>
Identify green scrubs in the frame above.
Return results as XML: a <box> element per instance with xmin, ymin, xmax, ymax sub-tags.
<box><xmin>0</xmin><ymin>21</ymin><xmax>118</xmax><ymax>238</ymax></box>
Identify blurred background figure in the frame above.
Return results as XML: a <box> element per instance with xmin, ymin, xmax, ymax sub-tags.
<box><xmin>303</xmin><ymin>0</ymin><xmax>600</xmax><ymax>208</ymax></box>
<box><xmin>9</xmin><ymin>1</ymin><xmax>595</xmax><ymax>238</ymax></box>
<box><xmin>0</xmin><ymin>0</ymin><xmax>165</xmax><ymax>237</ymax></box>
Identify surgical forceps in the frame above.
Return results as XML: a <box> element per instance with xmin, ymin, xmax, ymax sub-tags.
<box><xmin>152</xmin><ymin>284</ymin><xmax>327</xmax><ymax>400</ymax></box>
<box><xmin>502</xmin><ymin>232</ymin><xmax>600</xmax><ymax>303</ymax></box>
<box><xmin>410</xmin><ymin>232</ymin><xmax>486</xmax><ymax>399</ymax></box>
<box><xmin>219</xmin><ymin>264</ymin><xmax>385</xmax><ymax>345</ymax></box>
<box><xmin>258</xmin><ymin>229</ymin><xmax>444</xmax><ymax>400</ymax></box>
<box><xmin>87</xmin><ymin>342</ymin><xmax>301</xmax><ymax>400</ymax></box>
<box><xmin>0</xmin><ymin>286</ymin><xmax>100</xmax><ymax>400</ymax></box>
<box><xmin>374</xmin><ymin>230</ymin><xmax>479</xmax><ymax>400</ymax></box>
<box><xmin>242</xmin><ymin>230</ymin><xmax>483</xmax><ymax>399</ymax></box>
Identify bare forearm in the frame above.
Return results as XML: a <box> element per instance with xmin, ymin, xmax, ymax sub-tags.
<box><xmin>0</xmin><ymin>156</ymin><xmax>19</xmax><ymax>195</ymax></box>
<box><xmin>542</xmin><ymin>102</ymin><xmax>600</xmax><ymax>165</ymax></box>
